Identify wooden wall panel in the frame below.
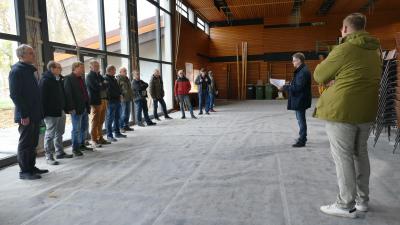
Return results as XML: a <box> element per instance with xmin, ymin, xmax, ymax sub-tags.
<box><xmin>176</xmin><ymin>20</ymin><xmax>209</xmax><ymax>71</ymax></box>
<box><xmin>209</xmin><ymin>25</ymin><xmax>264</xmax><ymax>57</ymax></box>
<box><xmin>177</xmin><ymin>10</ymin><xmax>400</xmax><ymax>99</ymax></box>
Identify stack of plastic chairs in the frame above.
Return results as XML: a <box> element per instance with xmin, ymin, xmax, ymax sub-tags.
<box><xmin>372</xmin><ymin>50</ymin><xmax>398</xmax><ymax>153</ymax></box>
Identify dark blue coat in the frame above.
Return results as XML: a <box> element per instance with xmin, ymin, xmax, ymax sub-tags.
<box><xmin>283</xmin><ymin>64</ymin><xmax>312</xmax><ymax>111</ymax></box>
<box><xmin>39</xmin><ymin>71</ymin><xmax>66</xmax><ymax>117</ymax></box>
<box><xmin>8</xmin><ymin>62</ymin><xmax>43</xmax><ymax>123</ymax></box>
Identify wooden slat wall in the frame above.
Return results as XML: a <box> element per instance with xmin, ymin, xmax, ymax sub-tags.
<box><xmin>206</xmin><ymin>11</ymin><xmax>400</xmax><ymax>99</ymax></box>
<box><xmin>175</xmin><ymin>8</ymin><xmax>400</xmax><ymax>99</ymax></box>
<box><xmin>176</xmin><ymin>19</ymin><xmax>209</xmax><ymax>71</ymax></box>
<box><xmin>209</xmin><ymin>25</ymin><xmax>264</xmax><ymax>57</ymax></box>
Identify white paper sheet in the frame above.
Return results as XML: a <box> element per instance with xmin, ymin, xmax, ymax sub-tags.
<box><xmin>270</xmin><ymin>78</ymin><xmax>286</xmax><ymax>89</ymax></box>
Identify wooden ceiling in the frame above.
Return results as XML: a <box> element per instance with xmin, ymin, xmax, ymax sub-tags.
<box><xmin>185</xmin><ymin>0</ymin><xmax>400</xmax><ymax>22</ymax></box>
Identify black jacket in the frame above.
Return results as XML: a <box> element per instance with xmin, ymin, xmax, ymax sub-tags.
<box><xmin>8</xmin><ymin>61</ymin><xmax>43</xmax><ymax>123</ymax></box>
<box><xmin>64</xmin><ymin>73</ymin><xmax>89</xmax><ymax>115</ymax></box>
<box><xmin>195</xmin><ymin>74</ymin><xmax>211</xmax><ymax>94</ymax></box>
<box><xmin>86</xmin><ymin>70</ymin><xmax>107</xmax><ymax>105</ymax></box>
<box><xmin>104</xmin><ymin>74</ymin><xmax>122</xmax><ymax>103</ymax></box>
<box><xmin>132</xmin><ymin>79</ymin><xmax>148</xmax><ymax>102</ymax></box>
<box><xmin>39</xmin><ymin>71</ymin><xmax>66</xmax><ymax>117</ymax></box>
<box><xmin>283</xmin><ymin>64</ymin><xmax>312</xmax><ymax>111</ymax></box>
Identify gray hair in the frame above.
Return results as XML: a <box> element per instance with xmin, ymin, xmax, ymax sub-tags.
<box><xmin>292</xmin><ymin>52</ymin><xmax>305</xmax><ymax>63</ymax></box>
<box><xmin>106</xmin><ymin>65</ymin><xmax>116</xmax><ymax>73</ymax></box>
<box><xmin>16</xmin><ymin>44</ymin><xmax>33</xmax><ymax>59</ymax></box>
<box><xmin>344</xmin><ymin>13</ymin><xmax>366</xmax><ymax>31</ymax></box>
<box><xmin>47</xmin><ymin>60</ymin><xmax>59</xmax><ymax>71</ymax></box>
<box><xmin>89</xmin><ymin>60</ymin><xmax>99</xmax><ymax>67</ymax></box>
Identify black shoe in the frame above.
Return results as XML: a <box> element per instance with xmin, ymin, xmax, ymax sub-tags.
<box><xmin>165</xmin><ymin>116</ymin><xmax>173</xmax><ymax>120</ymax></box>
<box><xmin>55</xmin><ymin>152</ymin><xmax>73</xmax><ymax>159</ymax></box>
<box><xmin>206</xmin><ymin>112</ymin><xmax>210</xmax><ymax>115</ymax></box>
<box><xmin>199</xmin><ymin>112</ymin><xmax>203</xmax><ymax>115</ymax></box>
<box><xmin>20</xmin><ymin>172</ymin><xmax>41</xmax><ymax>180</ymax></box>
<box><xmin>292</xmin><ymin>142</ymin><xmax>305</xmax><ymax>148</ymax></box>
<box><xmin>33</xmin><ymin>167</ymin><xmax>49</xmax><ymax>174</ymax></box>
<box><xmin>181</xmin><ymin>116</ymin><xmax>186</xmax><ymax>119</ymax></box>
<box><xmin>115</xmin><ymin>133</ymin><xmax>127</xmax><ymax>138</ymax></box>
<box><xmin>73</xmin><ymin>149</ymin><xmax>84</xmax><ymax>156</ymax></box>
<box><xmin>80</xmin><ymin>145</ymin><xmax>94</xmax><ymax>151</ymax></box>
<box><xmin>191</xmin><ymin>115</ymin><xmax>197</xmax><ymax>119</ymax></box>
<box><xmin>155</xmin><ymin>118</ymin><xmax>161</xmax><ymax>121</ymax></box>
<box><xmin>137</xmin><ymin>123</ymin><xmax>145</xmax><ymax>127</ymax></box>
<box><xmin>124</xmin><ymin>127</ymin><xmax>134</xmax><ymax>131</ymax></box>
<box><xmin>99</xmin><ymin>138</ymin><xmax>112</xmax><ymax>145</ymax></box>
<box><xmin>147</xmin><ymin>122</ymin><xmax>157</xmax><ymax>126</ymax></box>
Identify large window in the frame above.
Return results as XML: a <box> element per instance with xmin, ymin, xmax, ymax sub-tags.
<box><xmin>0</xmin><ymin>39</ymin><xmax>18</xmax><ymax>128</ymax></box>
<box><xmin>108</xmin><ymin>56</ymin><xmax>129</xmax><ymax>75</ymax></box>
<box><xmin>176</xmin><ymin>1</ymin><xmax>188</xmax><ymax>18</ymax></box>
<box><xmin>0</xmin><ymin>0</ymin><xmax>20</xmax><ymax>130</ymax></box>
<box><xmin>138</xmin><ymin>0</ymin><xmax>159</xmax><ymax>60</ymax></box>
<box><xmin>0</xmin><ymin>0</ymin><xmax>17</xmax><ymax>35</ymax></box>
<box><xmin>159</xmin><ymin>0</ymin><xmax>171</xmax><ymax>12</ymax></box>
<box><xmin>138</xmin><ymin>0</ymin><xmax>173</xmax><ymax>110</ymax></box>
<box><xmin>46</xmin><ymin>0</ymin><xmax>101</xmax><ymax>49</ymax></box>
<box><xmin>160</xmin><ymin>11</ymin><xmax>172</xmax><ymax>62</ymax></box>
<box><xmin>104</xmin><ymin>0</ymin><xmax>129</xmax><ymax>54</ymax></box>
<box><xmin>197</xmin><ymin>18</ymin><xmax>205</xmax><ymax>31</ymax></box>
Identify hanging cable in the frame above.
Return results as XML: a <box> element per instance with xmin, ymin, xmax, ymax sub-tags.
<box><xmin>59</xmin><ymin>0</ymin><xmax>80</xmax><ymax>60</ymax></box>
<box><xmin>174</xmin><ymin>1</ymin><xmax>183</xmax><ymax>72</ymax></box>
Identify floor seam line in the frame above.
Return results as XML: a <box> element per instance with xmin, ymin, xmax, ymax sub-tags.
<box><xmin>149</xmin><ymin>115</ymin><xmax>240</xmax><ymax>225</ymax></box>
<box><xmin>277</xmin><ymin>153</ymin><xmax>292</xmax><ymax>225</ymax></box>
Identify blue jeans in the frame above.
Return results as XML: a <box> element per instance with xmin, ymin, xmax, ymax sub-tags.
<box><xmin>153</xmin><ymin>98</ymin><xmax>168</xmax><ymax>119</ymax></box>
<box><xmin>178</xmin><ymin>95</ymin><xmax>194</xmax><ymax>117</ymax></box>
<box><xmin>120</xmin><ymin>101</ymin><xmax>131</xmax><ymax>129</ymax></box>
<box><xmin>71</xmin><ymin>110</ymin><xmax>87</xmax><ymax>150</ymax></box>
<box><xmin>198</xmin><ymin>92</ymin><xmax>209</xmax><ymax>113</ymax></box>
<box><xmin>208</xmin><ymin>93</ymin><xmax>215</xmax><ymax>110</ymax></box>
<box><xmin>295</xmin><ymin>110</ymin><xmax>307</xmax><ymax>144</ymax></box>
<box><xmin>135</xmin><ymin>99</ymin><xmax>151</xmax><ymax>124</ymax></box>
<box><xmin>106</xmin><ymin>101</ymin><xmax>121</xmax><ymax>138</ymax></box>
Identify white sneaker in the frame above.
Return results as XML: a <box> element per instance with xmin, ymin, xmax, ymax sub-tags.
<box><xmin>320</xmin><ymin>204</ymin><xmax>357</xmax><ymax>218</ymax></box>
<box><xmin>90</xmin><ymin>141</ymin><xmax>102</xmax><ymax>148</ymax></box>
<box><xmin>356</xmin><ymin>202</ymin><xmax>368</xmax><ymax>212</ymax></box>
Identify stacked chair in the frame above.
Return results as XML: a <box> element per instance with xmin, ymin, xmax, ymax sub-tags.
<box><xmin>371</xmin><ymin>49</ymin><xmax>398</xmax><ymax>153</ymax></box>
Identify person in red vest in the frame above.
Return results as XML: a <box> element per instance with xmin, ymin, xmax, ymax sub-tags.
<box><xmin>174</xmin><ymin>70</ymin><xmax>197</xmax><ymax>119</ymax></box>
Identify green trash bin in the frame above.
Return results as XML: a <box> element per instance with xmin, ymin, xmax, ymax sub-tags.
<box><xmin>265</xmin><ymin>84</ymin><xmax>273</xmax><ymax>100</ymax></box>
<box><xmin>256</xmin><ymin>85</ymin><xmax>265</xmax><ymax>100</ymax></box>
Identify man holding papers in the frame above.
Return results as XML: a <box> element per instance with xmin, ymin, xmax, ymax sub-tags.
<box><xmin>281</xmin><ymin>52</ymin><xmax>312</xmax><ymax>147</ymax></box>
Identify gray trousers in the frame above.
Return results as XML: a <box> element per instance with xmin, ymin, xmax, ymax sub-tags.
<box><xmin>44</xmin><ymin>112</ymin><xmax>66</xmax><ymax>158</ymax></box>
<box><xmin>325</xmin><ymin>121</ymin><xmax>371</xmax><ymax>209</ymax></box>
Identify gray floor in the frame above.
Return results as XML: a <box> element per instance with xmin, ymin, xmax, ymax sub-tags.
<box><xmin>0</xmin><ymin>100</ymin><xmax>399</xmax><ymax>225</ymax></box>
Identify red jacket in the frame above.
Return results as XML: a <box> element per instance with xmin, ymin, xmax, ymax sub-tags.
<box><xmin>174</xmin><ymin>77</ymin><xmax>191</xmax><ymax>96</ymax></box>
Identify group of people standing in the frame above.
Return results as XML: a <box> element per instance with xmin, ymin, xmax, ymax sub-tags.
<box><xmin>8</xmin><ymin>43</ymin><xmax>219</xmax><ymax>180</ymax></box>
<box><xmin>8</xmin><ymin>45</ymin><xmax>180</xmax><ymax>179</ymax></box>
<box><xmin>174</xmin><ymin>68</ymin><xmax>217</xmax><ymax>119</ymax></box>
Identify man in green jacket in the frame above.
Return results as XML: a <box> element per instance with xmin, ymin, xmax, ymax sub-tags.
<box><xmin>149</xmin><ymin>69</ymin><xmax>172</xmax><ymax>121</ymax></box>
<box><xmin>314</xmin><ymin>13</ymin><xmax>381</xmax><ymax>218</ymax></box>
<box><xmin>117</xmin><ymin>67</ymin><xmax>134</xmax><ymax>132</ymax></box>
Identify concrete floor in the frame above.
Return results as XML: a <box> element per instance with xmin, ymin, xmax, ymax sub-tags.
<box><xmin>0</xmin><ymin>100</ymin><xmax>399</xmax><ymax>225</ymax></box>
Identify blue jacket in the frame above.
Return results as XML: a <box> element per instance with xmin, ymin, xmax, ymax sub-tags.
<box><xmin>283</xmin><ymin>64</ymin><xmax>312</xmax><ymax>111</ymax></box>
<box><xmin>8</xmin><ymin>62</ymin><xmax>43</xmax><ymax>123</ymax></box>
